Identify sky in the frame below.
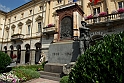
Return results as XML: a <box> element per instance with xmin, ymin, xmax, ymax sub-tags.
<box><xmin>0</xmin><ymin>0</ymin><xmax>31</xmax><ymax>12</ymax></box>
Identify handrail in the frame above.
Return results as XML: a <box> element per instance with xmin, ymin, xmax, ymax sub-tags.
<box><xmin>85</xmin><ymin>13</ymin><xmax>124</xmax><ymax>24</ymax></box>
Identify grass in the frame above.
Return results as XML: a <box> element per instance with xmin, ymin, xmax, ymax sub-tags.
<box><xmin>12</xmin><ymin>64</ymin><xmax>44</xmax><ymax>82</ymax></box>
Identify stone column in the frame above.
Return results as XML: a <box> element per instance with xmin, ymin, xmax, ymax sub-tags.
<box><xmin>21</xmin><ymin>50</ymin><xmax>25</xmax><ymax>65</ymax></box>
<box><xmin>53</xmin><ymin>16</ymin><xmax>59</xmax><ymax>42</ymax></box>
<box><xmin>30</xmin><ymin>50</ymin><xmax>35</xmax><ymax>65</ymax></box>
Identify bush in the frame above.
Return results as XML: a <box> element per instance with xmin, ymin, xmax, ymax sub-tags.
<box><xmin>69</xmin><ymin>32</ymin><xmax>124</xmax><ymax>83</ymax></box>
<box><xmin>0</xmin><ymin>51</ymin><xmax>11</xmax><ymax>73</ymax></box>
<box><xmin>13</xmin><ymin>68</ymin><xmax>40</xmax><ymax>82</ymax></box>
<box><xmin>60</xmin><ymin>76</ymin><xmax>69</xmax><ymax>83</ymax></box>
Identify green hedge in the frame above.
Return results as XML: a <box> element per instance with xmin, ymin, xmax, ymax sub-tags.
<box><xmin>69</xmin><ymin>32</ymin><xmax>124</xmax><ymax>83</ymax></box>
<box><xmin>0</xmin><ymin>51</ymin><xmax>11</xmax><ymax>73</ymax></box>
<box><xmin>60</xmin><ymin>76</ymin><xmax>69</xmax><ymax>83</ymax></box>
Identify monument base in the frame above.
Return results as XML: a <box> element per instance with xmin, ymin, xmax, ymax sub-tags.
<box><xmin>44</xmin><ymin>63</ymin><xmax>64</xmax><ymax>73</ymax></box>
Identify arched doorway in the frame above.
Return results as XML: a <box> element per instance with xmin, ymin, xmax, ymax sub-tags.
<box><xmin>4</xmin><ymin>46</ymin><xmax>7</xmax><ymax>53</ymax></box>
<box><xmin>60</xmin><ymin>16</ymin><xmax>73</xmax><ymax>39</ymax></box>
<box><xmin>25</xmin><ymin>44</ymin><xmax>30</xmax><ymax>64</ymax></box>
<box><xmin>90</xmin><ymin>35</ymin><xmax>103</xmax><ymax>46</ymax></box>
<box><xmin>10</xmin><ymin>45</ymin><xmax>14</xmax><ymax>59</ymax></box>
<box><xmin>16</xmin><ymin>45</ymin><xmax>21</xmax><ymax>63</ymax></box>
<box><xmin>35</xmin><ymin>42</ymin><xmax>41</xmax><ymax>64</ymax></box>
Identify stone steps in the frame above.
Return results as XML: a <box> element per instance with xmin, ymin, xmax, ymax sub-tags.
<box><xmin>39</xmin><ymin>71</ymin><xmax>62</xmax><ymax>81</ymax></box>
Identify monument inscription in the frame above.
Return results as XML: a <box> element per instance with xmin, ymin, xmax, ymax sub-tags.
<box><xmin>48</xmin><ymin>41</ymin><xmax>80</xmax><ymax>64</ymax></box>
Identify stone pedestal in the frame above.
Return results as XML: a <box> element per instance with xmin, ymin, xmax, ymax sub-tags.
<box><xmin>48</xmin><ymin>41</ymin><xmax>80</xmax><ymax>64</ymax></box>
<box><xmin>44</xmin><ymin>63</ymin><xmax>64</xmax><ymax>73</ymax></box>
<box><xmin>44</xmin><ymin>41</ymin><xmax>80</xmax><ymax>74</ymax></box>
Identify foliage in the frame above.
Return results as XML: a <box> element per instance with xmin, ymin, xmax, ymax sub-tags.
<box><xmin>69</xmin><ymin>32</ymin><xmax>124</xmax><ymax>83</ymax></box>
<box><xmin>0</xmin><ymin>51</ymin><xmax>11</xmax><ymax>73</ymax></box>
<box><xmin>13</xmin><ymin>68</ymin><xmax>40</xmax><ymax>82</ymax></box>
<box><xmin>60</xmin><ymin>76</ymin><xmax>69</xmax><ymax>83</ymax></box>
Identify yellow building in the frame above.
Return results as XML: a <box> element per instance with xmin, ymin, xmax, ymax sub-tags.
<box><xmin>0</xmin><ymin>0</ymin><xmax>124</xmax><ymax>65</ymax></box>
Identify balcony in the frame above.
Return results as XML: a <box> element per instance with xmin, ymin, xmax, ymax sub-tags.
<box><xmin>43</xmin><ymin>24</ymin><xmax>57</xmax><ymax>35</ymax></box>
<box><xmin>11</xmin><ymin>33</ymin><xmax>24</xmax><ymax>42</ymax></box>
<box><xmin>85</xmin><ymin>13</ymin><xmax>124</xmax><ymax>27</ymax></box>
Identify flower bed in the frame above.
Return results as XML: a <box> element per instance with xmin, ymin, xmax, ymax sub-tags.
<box><xmin>0</xmin><ymin>71</ymin><xmax>20</xmax><ymax>83</ymax></box>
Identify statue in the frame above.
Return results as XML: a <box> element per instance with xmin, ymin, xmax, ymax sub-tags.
<box><xmin>38</xmin><ymin>52</ymin><xmax>46</xmax><ymax>64</ymax></box>
<box><xmin>79</xmin><ymin>21</ymin><xmax>90</xmax><ymax>54</ymax></box>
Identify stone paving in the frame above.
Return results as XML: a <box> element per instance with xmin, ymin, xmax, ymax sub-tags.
<box><xmin>23</xmin><ymin>78</ymin><xmax>59</xmax><ymax>83</ymax></box>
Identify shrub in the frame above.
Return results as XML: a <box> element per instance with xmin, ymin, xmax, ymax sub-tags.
<box><xmin>13</xmin><ymin>68</ymin><xmax>40</xmax><ymax>82</ymax></box>
<box><xmin>69</xmin><ymin>32</ymin><xmax>124</xmax><ymax>83</ymax></box>
<box><xmin>0</xmin><ymin>51</ymin><xmax>11</xmax><ymax>73</ymax></box>
<box><xmin>60</xmin><ymin>76</ymin><xmax>69</xmax><ymax>83</ymax></box>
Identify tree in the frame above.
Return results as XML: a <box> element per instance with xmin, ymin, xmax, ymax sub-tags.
<box><xmin>69</xmin><ymin>32</ymin><xmax>124</xmax><ymax>83</ymax></box>
<box><xmin>0</xmin><ymin>51</ymin><xmax>11</xmax><ymax>73</ymax></box>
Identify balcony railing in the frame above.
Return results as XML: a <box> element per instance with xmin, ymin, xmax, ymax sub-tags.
<box><xmin>85</xmin><ymin>13</ymin><xmax>124</xmax><ymax>25</ymax></box>
<box><xmin>11</xmin><ymin>33</ymin><xmax>24</xmax><ymax>41</ymax></box>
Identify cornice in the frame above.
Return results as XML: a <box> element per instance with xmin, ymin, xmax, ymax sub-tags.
<box><xmin>6</xmin><ymin>0</ymin><xmax>47</xmax><ymax>16</ymax></box>
<box><xmin>0</xmin><ymin>10</ymin><xmax>7</xmax><ymax>16</ymax></box>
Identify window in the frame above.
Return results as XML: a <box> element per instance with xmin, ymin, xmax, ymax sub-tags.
<box><xmin>93</xmin><ymin>7</ymin><xmax>100</xmax><ymax>15</ymax></box>
<box><xmin>21</xmin><ymin>13</ymin><xmax>24</xmax><ymax>18</ymax></box>
<box><xmin>118</xmin><ymin>1</ymin><xmax>124</xmax><ymax>8</ymax></box>
<box><xmin>11</xmin><ymin>29</ymin><xmax>14</xmax><ymax>35</ymax></box>
<box><xmin>29</xmin><ymin>10</ymin><xmax>32</xmax><ymax>14</ymax></box>
<box><xmin>28</xmin><ymin>25</ymin><xmax>30</xmax><ymax>34</ymax></box>
<box><xmin>8</xmin><ymin>19</ymin><xmax>10</xmax><ymax>23</ymax></box>
<box><xmin>38</xmin><ymin>22</ymin><xmax>42</xmax><ymax>32</ymax></box>
<box><xmin>14</xmin><ymin>16</ymin><xmax>16</xmax><ymax>21</ymax></box>
<box><xmin>39</xmin><ymin>6</ymin><xmax>43</xmax><ymax>11</ymax></box>
<box><xmin>57</xmin><ymin>0</ymin><xmax>62</xmax><ymax>3</ymax></box>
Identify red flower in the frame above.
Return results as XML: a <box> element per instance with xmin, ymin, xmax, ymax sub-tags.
<box><xmin>89</xmin><ymin>0</ymin><xmax>99</xmax><ymax>4</ymax></box>
<box><xmin>47</xmin><ymin>24</ymin><xmax>55</xmax><ymax>27</ymax></box>
<box><xmin>99</xmin><ymin>12</ymin><xmax>107</xmax><ymax>16</ymax></box>
<box><xmin>87</xmin><ymin>14</ymin><xmax>93</xmax><ymax>19</ymax></box>
<box><xmin>11</xmin><ymin>54</ymin><xmax>17</xmax><ymax>59</ymax></box>
<box><xmin>117</xmin><ymin>8</ymin><xmax>124</xmax><ymax>14</ymax></box>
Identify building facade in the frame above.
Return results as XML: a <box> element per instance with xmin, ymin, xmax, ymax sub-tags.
<box><xmin>0</xmin><ymin>0</ymin><xmax>124</xmax><ymax>65</ymax></box>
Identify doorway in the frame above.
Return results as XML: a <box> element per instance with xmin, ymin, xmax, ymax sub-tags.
<box><xmin>16</xmin><ymin>45</ymin><xmax>21</xmax><ymax>63</ymax></box>
<box><xmin>35</xmin><ymin>42</ymin><xmax>41</xmax><ymax>64</ymax></box>
<box><xmin>25</xmin><ymin>44</ymin><xmax>30</xmax><ymax>64</ymax></box>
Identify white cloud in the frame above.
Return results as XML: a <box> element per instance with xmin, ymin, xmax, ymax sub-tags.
<box><xmin>0</xmin><ymin>4</ymin><xmax>10</xmax><ymax>12</ymax></box>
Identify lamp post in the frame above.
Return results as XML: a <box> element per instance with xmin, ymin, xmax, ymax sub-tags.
<box><xmin>79</xmin><ymin>21</ymin><xmax>90</xmax><ymax>55</ymax></box>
